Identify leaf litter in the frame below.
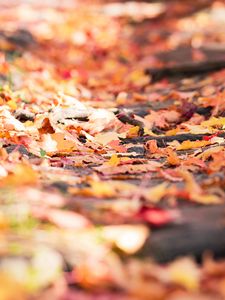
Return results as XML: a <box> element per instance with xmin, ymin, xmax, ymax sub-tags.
<box><xmin>0</xmin><ymin>1</ymin><xmax>225</xmax><ymax>299</ymax></box>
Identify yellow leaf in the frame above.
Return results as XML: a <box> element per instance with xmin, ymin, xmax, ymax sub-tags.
<box><xmin>129</xmin><ymin>70</ymin><xmax>149</xmax><ymax>87</ymax></box>
<box><xmin>106</xmin><ymin>154</ymin><xmax>120</xmax><ymax>167</ymax></box>
<box><xmin>193</xmin><ymin>194</ymin><xmax>221</xmax><ymax>204</ymax></box>
<box><xmin>24</xmin><ymin>120</ymin><xmax>34</xmax><ymax>127</ymax></box>
<box><xmin>168</xmin><ymin>258</ymin><xmax>200</xmax><ymax>291</ymax></box>
<box><xmin>201</xmin><ymin>117</ymin><xmax>225</xmax><ymax>128</ymax></box>
<box><xmin>89</xmin><ymin>181</ymin><xmax>116</xmax><ymax>198</ymax></box>
<box><xmin>128</xmin><ymin>126</ymin><xmax>140</xmax><ymax>138</ymax></box>
<box><xmin>166</xmin><ymin>128</ymin><xmax>180</xmax><ymax>136</ymax></box>
<box><xmin>176</xmin><ymin>140</ymin><xmax>210</xmax><ymax>150</ymax></box>
<box><xmin>179</xmin><ymin>169</ymin><xmax>202</xmax><ymax>194</ymax></box>
<box><xmin>144</xmin><ymin>128</ymin><xmax>156</xmax><ymax>135</ymax></box>
<box><xmin>187</xmin><ymin>125</ymin><xmax>213</xmax><ymax>134</ymax></box>
<box><xmin>145</xmin><ymin>182</ymin><xmax>168</xmax><ymax>203</ymax></box>
<box><xmin>7</xmin><ymin>100</ymin><xmax>17</xmax><ymax>110</ymax></box>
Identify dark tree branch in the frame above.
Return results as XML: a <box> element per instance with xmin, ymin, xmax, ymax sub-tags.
<box><xmin>139</xmin><ymin>204</ymin><xmax>225</xmax><ymax>263</ymax></box>
<box><xmin>121</xmin><ymin>132</ymin><xmax>225</xmax><ymax>147</ymax></box>
<box><xmin>146</xmin><ymin>60</ymin><xmax>225</xmax><ymax>82</ymax></box>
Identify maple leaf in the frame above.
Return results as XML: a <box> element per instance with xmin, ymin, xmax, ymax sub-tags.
<box><xmin>108</xmin><ymin>140</ymin><xmax>127</xmax><ymax>153</ymax></box>
<box><xmin>145</xmin><ymin>110</ymin><xmax>180</xmax><ymax>129</ymax></box>
<box><xmin>145</xmin><ymin>110</ymin><xmax>168</xmax><ymax>129</ymax></box>
<box><xmin>41</xmin><ymin>133</ymin><xmax>76</xmax><ymax>154</ymax></box>
<box><xmin>95</xmin><ymin>161</ymin><xmax>161</xmax><ymax>175</ymax></box>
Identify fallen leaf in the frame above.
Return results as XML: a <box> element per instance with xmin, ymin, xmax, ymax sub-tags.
<box><xmin>144</xmin><ymin>182</ymin><xmax>168</xmax><ymax>203</ymax></box>
<box><xmin>176</xmin><ymin>140</ymin><xmax>210</xmax><ymax>150</ymax></box>
<box><xmin>106</xmin><ymin>154</ymin><xmax>120</xmax><ymax>167</ymax></box>
<box><xmin>88</xmin><ymin>181</ymin><xmax>116</xmax><ymax>198</ymax></box>
<box><xmin>35</xmin><ymin>208</ymin><xmax>91</xmax><ymax>229</ymax></box>
<box><xmin>103</xmin><ymin>225</ymin><xmax>149</xmax><ymax>254</ymax></box>
<box><xmin>95</xmin><ymin>132</ymin><xmax>119</xmax><ymax>146</ymax></box>
<box><xmin>138</xmin><ymin>207</ymin><xmax>177</xmax><ymax>227</ymax></box>
<box><xmin>0</xmin><ymin>164</ymin><xmax>38</xmax><ymax>187</ymax></box>
<box><xmin>95</xmin><ymin>162</ymin><xmax>161</xmax><ymax>175</ymax></box>
<box><xmin>201</xmin><ymin>117</ymin><xmax>225</xmax><ymax>128</ymax></box>
<box><xmin>166</xmin><ymin>148</ymin><xmax>180</xmax><ymax>166</ymax></box>
<box><xmin>168</xmin><ymin>257</ymin><xmax>200</xmax><ymax>291</ymax></box>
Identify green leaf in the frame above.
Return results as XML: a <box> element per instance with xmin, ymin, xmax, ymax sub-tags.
<box><xmin>40</xmin><ymin>148</ymin><xmax>46</xmax><ymax>158</ymax></box>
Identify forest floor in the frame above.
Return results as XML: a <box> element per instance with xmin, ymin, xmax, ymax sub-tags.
<box><xmin>0</xmin><ymin>1</ymin><xmax>225</xmax><ymax>299</ymax></box>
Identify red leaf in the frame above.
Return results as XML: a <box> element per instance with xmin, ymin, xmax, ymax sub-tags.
<box><xmin>138</xmin><ymin>207</ymin><xmax>178</xmax><ymax>227</ymax></box>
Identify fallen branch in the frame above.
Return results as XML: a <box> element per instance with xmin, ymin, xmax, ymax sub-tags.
<box><xmin>146</xmin><ymin>60</ymin><xmax>225</xmax><ymax>82</ymax></box>
<box><xmin>121</xmin><ymin>132</ymin><xmax>225</xmax><ymax>146</ymax></box>
<box><xmin>139</xmin><ymin>204</ymin><xmax>225</xmax><ymax>262</ymax></box>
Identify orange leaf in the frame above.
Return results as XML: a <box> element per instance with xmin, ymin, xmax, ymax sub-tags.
<box><xmin>145</xmin><ymin>140</ymin><xmax>158</xmax><ymax>154</ymax></box>
<box><xmin>167</xmin><ymin>148</ymin><xmax>180</xmax><ymax>166</ymax></box>
<box><xmin>52</xmin><ymin>133</ymin><xmax>76</xmax><ymax>152</ymax></box>
<box><xmin>0</xmin><ymin>164</ymin><xmax>38</xmax><ymax>187</ymax></box>
<box><xmin>108</xmin><ymin>140</ymin><xmax>127</xmax><ymax>153</ymax></box>
<box><xmin>127</xmin><ymin>126</ymin><xmax>140</xmax><ymax>138</ymax></box>
<box><xmin>95</xmin><ymin>162</ymin><xmax>161</xmax><ymax>175</ymax></box>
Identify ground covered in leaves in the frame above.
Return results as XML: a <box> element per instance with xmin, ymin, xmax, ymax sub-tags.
<box><xmin>0</xmin><ymin>0</ymin><xmax>225</xmax><ymax>299</ymax></box>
